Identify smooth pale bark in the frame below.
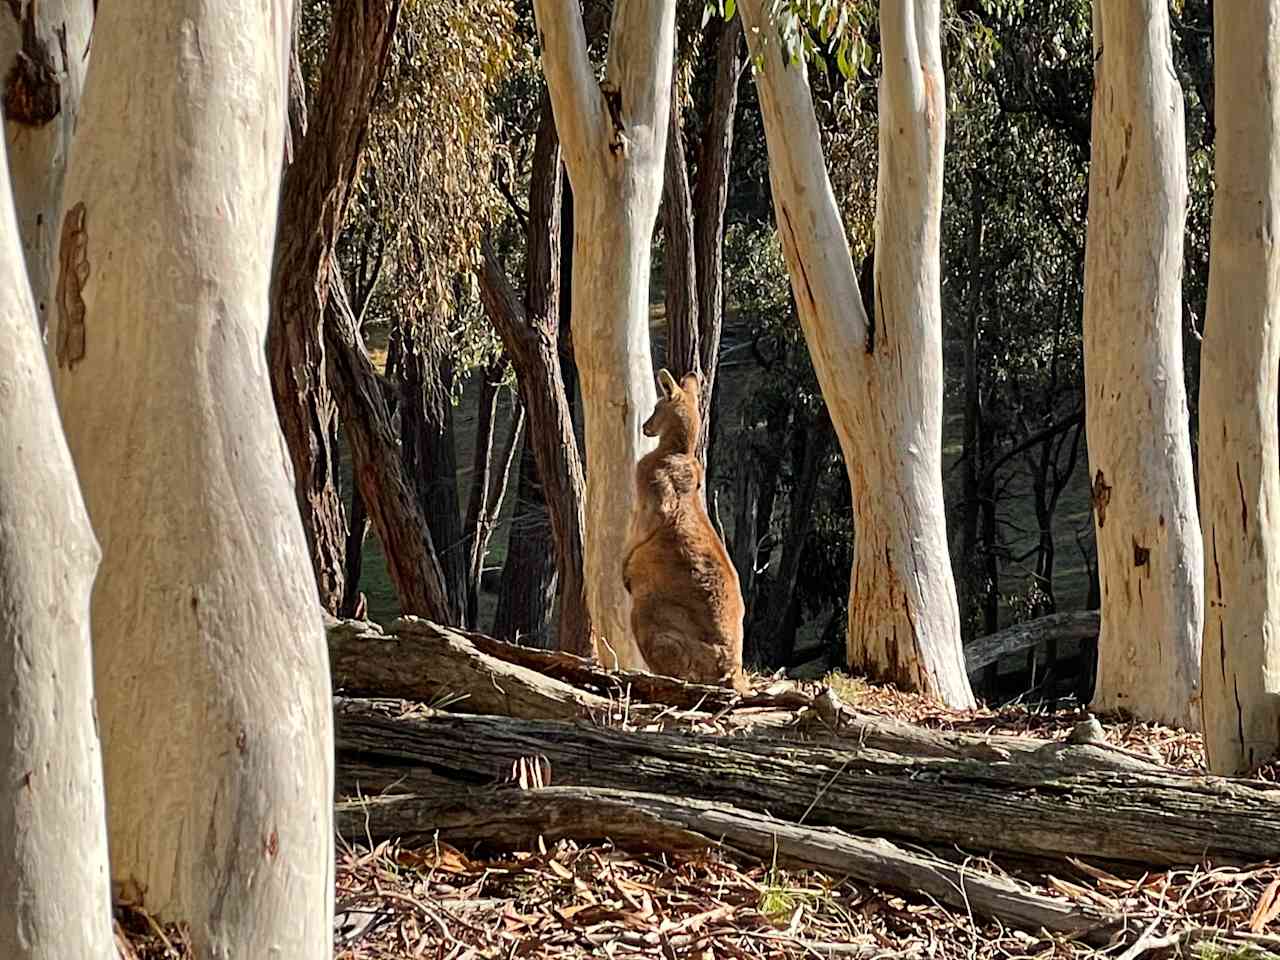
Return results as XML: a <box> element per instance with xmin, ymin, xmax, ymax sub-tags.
<box><xmin>0</xmin><ymin>0</ymin><xmax>92</xmax><ymax>332</ymax></box>
<box><xmin>531</xmin><ymin>0</ymin><xmax>675</xmax><ymax>670</ymax></box>
<box><xmin>739</xmin><ymin>0</ymin><xmax>973</xmax><ymax>706</ymax></box>
<box><xmin>0</xmin><ymin>136</ymin><xmax>113</xmax><ymax>960</ymax></box>
<box><xmin>1083</xmin><ymin>3</ymin><xmax>1202</xmax><ymax>728</ymax></box>
<box><xmin>1199</xmin><ymin>3</ymin><xmax>1280</xmax><ymax>774</ymax></box>
<box><xmin>47</xmin><ymin>3</ymin><xmax>334</xmax><ymax>953</ymax></box>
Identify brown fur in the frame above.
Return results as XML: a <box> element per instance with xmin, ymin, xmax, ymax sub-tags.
<box><xmin>623</xmin><ymin>370</ymin><xmax>748</xmax><ymax>693</ymax></box>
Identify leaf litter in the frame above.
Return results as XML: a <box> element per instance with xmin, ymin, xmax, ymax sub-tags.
<box><xmin>116</xmin><ymin>677</ymin><xmax>1280</xmax><ymax>959</ymax></box>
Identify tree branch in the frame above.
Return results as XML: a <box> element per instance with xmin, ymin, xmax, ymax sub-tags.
<box><xmin>531</xmin><ymin>0</ymin><xmax>608</xmax><ymax>179</ymax></box>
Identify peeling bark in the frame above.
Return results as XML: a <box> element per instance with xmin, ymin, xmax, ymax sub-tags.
<box><xmin>0</xmin><ymin>0</ymin><xmax>91</xmax><ymax>333</ymax></box>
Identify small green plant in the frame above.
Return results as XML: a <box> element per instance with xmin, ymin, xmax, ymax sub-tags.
<box><xmin>756</xmin><ymin>841</ymin><xmax>795</xmax><ymax>925</ymax></box>
<box><xmin>1193</xmin><ymin>941</ymin><xmax>1280</xmax><ymax>960</ymax></box>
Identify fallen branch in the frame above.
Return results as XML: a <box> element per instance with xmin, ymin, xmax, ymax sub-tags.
<box><xmin>335</xmin><ymin>699</ymin><xmax>1280</xmax><ymax>868</ymax></box>
<box><xmin>335</xmin><ymin>784</ymin><xmax>1127</xmax><ymax>945</ymax></box>
<box><xmin>964</xmin><ymin>611</ymin><xmax>1099</xmax><ymax>675</ymax></box>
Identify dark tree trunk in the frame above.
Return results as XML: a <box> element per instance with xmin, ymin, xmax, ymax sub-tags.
<box><xmin>1031</xmin><ymin>442</ymin><xmax>1057</xmax><ymax>618</ymax></box>
<box><xmin>326</xmin><ymin>272</ymin><xmax>454</xmax><ymax>622</ymax></box>
<box><xmin>340</xmin><ymin>479</ymin><xmax>369</xmax><ymax>620</ymax></box>
<box><xmin>662</xmin><ymin>62</ymin><xmax>701</xmax><ymax>392</ymax></box>
<box><xmin>397</xmin><ymin>329</ymin><xmax>467</xmax><ymax>623</ymax></box>
<box><xmin>691</xmin><ymin>14</ymin><xmax>744</xmax><ymax>472</ymax></box>
<box><xmin>729</xmin><ymin>413</ymin><xmax>758</xmax><ymax>605</ymax></box>
<box><xmin>462</xmin><ymin>375</ymin><xmax>524</xmax><ymax>629</ymax></box>
<box><xmin>959</xmin><ymin>180</ymin><xmax>986</xmax><ymax>640</ymax></box>
<box><xmin>661</xmin><ymin>15</ymin><xmax>744</xmax><ymax>476</ymax></box>
<box><xmin>479</xmin><ymin>98</ymin><xmax>593</xmax><ymax>656</ymax></box>
<box><xmin>979</xmin><ymin>418</ymin><xmax>1000</xmax><ymax>636</ymax></box>
<box><xmin>493</xmin><ymin>436</ymin><xmax>558</xmax><ymax>648</ymax></box>
<box><xmin>751</xmin><ymin>417</ymin><xmax>831</xmax><ymax>667</ymax></box>
<box><xmin>267</xmin><ymin>0</ymin><xmax>401</xmax><ymax>612</ymax></box>
<box><xmin>462</xmin><ymin>368</ymin><xmax>501</xmax><ymax>614</ymax></box>
<box><xmin>741</xmin><ymin>406</ymin><xmax>786</xmax><ymax>637</ymax></box>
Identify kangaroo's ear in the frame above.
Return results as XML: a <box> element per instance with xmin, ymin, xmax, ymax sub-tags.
<box><xmin>657</xmin><ymin>368</ymin><xmax>678</xmax><ymax>398</ymax></box>
<box><xmin>680</xmin><ymin>372</ymin><xmax>700</xmax><ymax>395</ymax></box>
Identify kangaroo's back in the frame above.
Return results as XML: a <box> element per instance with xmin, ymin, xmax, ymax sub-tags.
<box><xmin>623</xmin><ymin>370</ymin><xmax>746</xmax><ymax>692</ymax></box>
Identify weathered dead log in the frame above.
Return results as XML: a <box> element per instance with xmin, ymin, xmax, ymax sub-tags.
<box><xmin>327</xmin><ymin>617</ymin><xmax>616</xmax><ymax>720</ymax></box>
<box><xmin>335</xmin><ymin>699</ymin><xmax>1280</xmax><ymax>868</ymax></box>
<box><xmin>964</xmin><ymin>611</ymin><xmax>1099</xmax><ymax>675</ymax></box>
<box><xmin>804</xmin><ymin>690</ymin><xmax>1166</xmax><ymax>773</ymax></box>
<box><xmin>335</xmin><ymin>785</ymin><xmax>1125</xmax><ymax>945</ymax></box>
<box><xmin>423</xmin><ymin>616</ymin><xmax>804</xmax><ymax>711</ymax></box>
<box><xmin>327</xmin><ymin>618</ymin><xmax>1168</xmax><ymax>774</ymax></box>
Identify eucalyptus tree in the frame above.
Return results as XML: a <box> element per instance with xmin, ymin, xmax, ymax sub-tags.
<box><xmin>0</xmin><ymin>128</ymin><xmax>113</xmax><ymax>960</ymax></box>
<box><xmin>738</xmin><ymin>0</ymin><xmax>974</xmax><ymax>706</ymax></box>
<box><xmin>46</xmin><ymin>1</ymin><xmax>334</xmax><ymax>950</ymax></box>
<box><xmin>1082</xmin><ymin>2</ymin><xmax>1203</xmax><ymax>728</ymax></box>
<box><xmin>0</xmin><ymin>0</ymin><xmax>92</xmax><ymax>333</ymax></box>
<box><xmin>1199</xmin><ymin>1</ymin><xmax>1280</xmax><ymax>774</ymax></box>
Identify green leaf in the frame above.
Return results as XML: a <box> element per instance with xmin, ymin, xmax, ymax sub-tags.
<box><xmin>835</xmin><ymin>38</ymin><xmax>852</xmax><ymax>78</ymax></box>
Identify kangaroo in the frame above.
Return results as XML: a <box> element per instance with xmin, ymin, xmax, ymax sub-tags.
<box><xmin>623</xmin><ymin>369</ymin><xmax>748</xmax><ymax>693</ymax></box>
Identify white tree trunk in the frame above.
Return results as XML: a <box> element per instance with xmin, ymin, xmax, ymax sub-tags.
<box><xmin>531</xmin><ymin>0</ymin><xmax>674</xmax><ymax>670</ymax></box>
<box><xmin>739</xmin><ymin>0</ymin><xmax>973</xmax><ymax>707</ymax></box>
<box><xmin>0</xmin><ymin>134</ymin><xmax>114</xmax><ymax>960</ymax></box>
<box><xmin>1199</xmin><ymin>2</ymin><xmax>1280</xmax><ymax>774</ymax></box>
<box><xmin>1082</xmin><ymin>3</ymin><xmax>1203</xmax><ymax>729</ymax></box>
<box><xmin>46</xmin><ymin>3</ymin><xmax>335</xmax><ymax>953</ymax></box>
<box><xmin>0</xmin><ymin>0</ymin><xmax>92</xmax><ymax>333</ymax></box>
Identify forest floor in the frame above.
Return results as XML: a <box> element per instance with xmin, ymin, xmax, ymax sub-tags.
<box><xmin>116</xmin><ymin>675</ymin><xmax>1280</xmax><ymax>960</ymax></box>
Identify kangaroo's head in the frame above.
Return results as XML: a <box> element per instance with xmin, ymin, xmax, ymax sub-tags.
<box><xmin>643</xmin><ymin>369</ymin><xmax>701</xmax><ymax>452</ymax></box>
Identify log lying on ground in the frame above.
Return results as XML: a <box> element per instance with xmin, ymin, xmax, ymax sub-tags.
<box><xmin>964</xmin><ymin>611</ymin><xmax>1099</xmax><ymax>675</ymax></box>
<box><xmin>327</xmin><ymin>617</ymin><xmax>619</xmax><ymax>721</ymax></box>
<box><xmin>328</xmin><ymin>618</ymin><xmax>1168</xmax><ymax>774</ymax></box>
<box><xmin>804</xmin><ymin>691</ymin><xmax>1166</xmax><ymax>773</ymax></box>
<box><xmin>397</xmin><ymin>616</ymin><xmax>814</xmax><ymax>712</ymax></box>
<box><xmin>335</xmin><ymin>785</ymin><xmax>1126</xmax><ymax>946</ymax></box>
<box><xmin>328</xmin><ymin>617</ymin><xmax>800</xmax><ymax>728</ymax></box>
<box><xmin>335</xmin><ymin>699</ymin><xmax>1280</xmax><ymax>868</ymax></box>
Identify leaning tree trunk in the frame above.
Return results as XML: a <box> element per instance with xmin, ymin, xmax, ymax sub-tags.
<box><xmin>0</xmin><ymin>0</ymin><xmax>92</xmax><ymax>334</ymax></box>
<box><xmin>0</xmin><ymin>134</ymin><xmax>114</xmax><ymax>960</ymax></box>
<box><xmin>479</xmin><ymin>99</ymin><xmax>594</xmax><ymax>656</ymax></box>
<box><xmin>1199</xmin><ymin>3</ymin><xmax>1280</xmax><ymax>774</ymax></box>
<box><xmin>267</xmin><ymin>0</ymin><xmax>401</xmax><ymax>615</ymax></box>
<box><xmin>46</xmin><ymin>3</ymin><xmax>334</xmax><ymax>952</ymax></box>
<box><xmin>691</xmin><ymin>14</ymin><xmax>744</xmax><ymax>476</ymax></box>
<box><xmin>1083</xmin><ymin>2</ymin><xmax>1203</xmax><ymax>729</ymax></box>
<box><xmin>739</xmin><ymin>0</ymin><xmax>973</xmax><ymax>706</ymax></box>
<box><xmin>532</xmin><ymin>0</ymin><xmax>676</xmax><ymax>671</ymax></box>
<box><xmin>398</xmin><ymin>331</ymin><xmax>467</xmax><ymax>623</ymax></box>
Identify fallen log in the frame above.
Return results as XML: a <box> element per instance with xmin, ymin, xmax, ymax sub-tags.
<box><xmin>804</xmin><ymin>692</ymin><xmax>1167</xmax><ymax>773</ymax></box>
<box><xmin>335</xmin><ymin>699</ymin><xmax>1280</xmax><ymax>868</ymax></box>
<box><xmin>328</xmin><ymin>618</ymin><xmax>1167</xmax><ymax>774</ymax></box>
<box><xmin>964</xmin><ymin>611</ymin><xmax>1099</xmax><ymax>675</ymax></box>
<box><xmin>326</xmin><ymin>617</ymin><xmax>622</xmax><ymax>721</ymax></box>
<box><xmin>335</xmin><ymin>785</ymin><xmax>1126</xmax><ymax>945</ymax></box>
<box><xmin>394</xmin><ymin>616</ymin><xmax>813</xmax><ymax>712</ymax></box>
